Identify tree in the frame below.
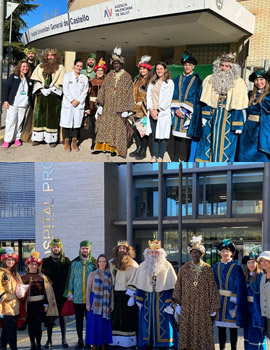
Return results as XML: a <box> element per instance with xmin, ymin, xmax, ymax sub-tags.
<box><xmin>4</xmin><ymin>0</ymin><xmax>39</xmax><ymax>61</ymax></box>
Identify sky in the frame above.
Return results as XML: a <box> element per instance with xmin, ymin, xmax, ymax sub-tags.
<box><xmin>22</xmin><ymin>0</ymin><xmax>67</xmax><ymax>29</ymax></box>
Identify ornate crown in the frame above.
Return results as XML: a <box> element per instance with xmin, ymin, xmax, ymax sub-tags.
<box><xmin>117</xmin><ymin>240</ymin><xmax>129</xmax><ymax>247</ymax></box>
<box><xmin>220</xmin><ymin>52</ymin><xmax>236</xmax><ymax>63</ymax></box>
<box><xmin>148</xmin><ymin>239</ymin><xmax>161</xmax><ymax>250</ymax></box>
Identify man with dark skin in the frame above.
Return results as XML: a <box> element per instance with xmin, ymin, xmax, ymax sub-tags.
<box><xmin>173</xmin><ymin>236</ymin><xmax>220</xmax><ymax>350</ymax></box>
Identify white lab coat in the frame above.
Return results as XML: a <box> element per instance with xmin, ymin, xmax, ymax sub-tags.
<box><xmin>60</xmin><ymin>71</ymin><xmax>88</xmax><ymax>128</ymax></box>
<box><xmin>146</xmin><ymin>79</ymin><xmax>174</xmax><ymax>139</ymax></box>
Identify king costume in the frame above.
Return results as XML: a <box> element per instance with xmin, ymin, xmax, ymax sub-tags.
<box><xmin>195</xmin><ymin>53</ymin><xmax>248</xmax><ymax>162</ymax></box>
<box><xmin>109</xmin><ymin>241</ymin><xmax>138</xmax><ymax>348</ymax></box>
<box><xmin>173</xmin><ymin>236</ymin><xmax>220</xmax><ymax>350</ymax></box>
<box><xmin>242</xmin><ymin>252</ymin><xmax>266</xmax><ymax>350</ymax></box>
<box><xmin>94</xmin><ymin>47</ymin><xmax>134</xmax><ymax>158</ymax></box>
<box><xmin>31</xmin><ymin>49</ymin><xmax>65</xmax><ymax>145</ymax></box>
<box><xmin>237</xmin><ymin>70</ymin><xmax>270</xmax><ymax>162</ymax></box>
<box><xmin>134</xmin><ymin>240</ymin><xmax>177</xmax><ymax>348</ymax></box>
<box><xmin>171</xmin><ymin>52</ymin><xmax>202</xmax><ymax>161</ymax></box>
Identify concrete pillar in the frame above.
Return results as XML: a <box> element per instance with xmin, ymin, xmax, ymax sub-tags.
<box><xmin>126</xmin><ymin>163</ymin><xmax>133</xmax><ymax>246</ymax></box>
<box><xmin>136</xmin><ymin>46</ymin><xmax>162</xmax><ymax>66</ymax></box>
<box><xmin>64</xmin><ymin>51</ymin><xmax>76</xmax><ymax>72</ymax></box>
<box><xmin>173</xmin><ymin>46</ymin><xmax>187</xmax><ymax>64</ymax></box>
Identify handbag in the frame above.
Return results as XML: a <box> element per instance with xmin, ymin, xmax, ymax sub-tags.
<box><xmin>61</xmin><ymin>299</ymin><xmax>75</xmax><ymax>317</ymax></box>
<box><xmin>135</xmin><ymin>117</ymin><xmax>147</xmax><ymax>138</ymax></box>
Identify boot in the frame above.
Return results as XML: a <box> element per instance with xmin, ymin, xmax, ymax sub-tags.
<box><xmin>71</xmin><ymin>137</ymin><xmax>79</xmax><ymax>152</ymax></box>
<box><xmin>45</xmin><ymin>340</ymin><xmax>52</xmax><ymax>349</ymax></box>
<box><xmin>64</xmin><ymin>138</ymin><xmax>70</xmax><ymax>152</ymax></box>
<box><xmin>129</xmin><ymin>146</ymin><xmax>141</xmax><ymax>157</ymax></box>
<box><xmin>62</xmin><ymin>339</ymin><xmax>69</xmax><ymax>348</ymax></box>
<box><xmin>135</xmin><ymin>147</ymin><xmax>146</xmax><ymax>160</ymax></box>
<box><xmin>75</xmin><ymin>340</ymin><xmax>84</xmax><ymax>350</ymax></box>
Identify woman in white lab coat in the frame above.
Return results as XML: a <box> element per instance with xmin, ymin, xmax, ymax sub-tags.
<box><xmin>60</xmin><ymin>58</ymin><xmax>88</xmax><ymax>152</ymax></box>
<box><xmin>146</xmin><ymin>62</ymin><xmax>174</xmax><ymax>161</ymax></box>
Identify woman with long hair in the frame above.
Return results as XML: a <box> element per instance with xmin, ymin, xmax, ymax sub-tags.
<box><xmin>0</xmin><ymin>248</ymin><xmax>24</xmax><ymax>350</ymax></box>
<box><xmin>237</xmin><ymin>70</ymin><xmax>270</xmax><ymax>161</ymax></box>
<box><xmin>129</xmin><ymin>55</ymin><xmax>152</xmax><ymax>160</ymax></box>
<box><xmin>146</xmin><ymin>62</ymin><xmax>174</xmax><ymax>161</ymax></box>
<box><xmin>85</xmin><ymin>254</ymin><xmax>113</xmax><ymax>350</ymax></box>
<box><xmin>85</xmin><ymin>58</ymin><xmax>107</xmax><ymax>152</ymax></box>
<box><xmin>21</xmin><ymin>252</ymin><xmax>58</xmax><ymax>350</ymax></box>
<box><xmin>242</xmin><ymin>252</ymin><xmax>266</xmax><ymax>349</ymax></box>
<box><xmin>2</xmin><ymin>61</ymin><xmax>33</xmax><ymax>148</ymax></box>
<box><xmin>258</xmin><ymin>251</ymin><xmax>270</xmax><ymax>341</ymax></box>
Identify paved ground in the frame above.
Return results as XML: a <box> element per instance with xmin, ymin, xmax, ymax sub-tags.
<box><xmin>0</xmin><ymin>108</ymin><xmax>174</xmax><ymax>163</ymax></box>
<box><xmin>9</xmin><ymin>317</ymin><xmax>270</xmax><ymax>350</ymax></box>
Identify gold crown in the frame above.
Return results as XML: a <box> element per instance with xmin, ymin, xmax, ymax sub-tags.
<box><xmin>148</xmin><ymin>239</ymin><xmax>161</xmax><ymax>250</ymax></box>
<box><xmin>220</xmin><ymin>52</ymin><xmax>236</xmax><ymax>63</ymax></box>
<box><xmin>117</xmin><ymin>240</ymin><xmax>129</xmax><ymax>247</ymax></box>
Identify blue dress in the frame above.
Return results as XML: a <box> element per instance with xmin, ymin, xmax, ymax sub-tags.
<box><xmin>213</xmin><ymin>260</ymin><xmax>247</xmax><ymax>328</ymax></box>
<box><xmin>85</xmin><ymin>293</ymin><xmax>112</xmax><ymax>346</ymax></box>
<box><xmin>244</xmin><ymin>272</ymin><xmax>266</xmax><ymax>350</ymax></box>
<box><xmin>237</xmin><ymin>91</ymin><xmax>270</xmax><ymax>162</ymax></box>
<box><xmin>195</xmin><ymin>99</ymin><xmax>246</xmax><ymax>162</ymax></box>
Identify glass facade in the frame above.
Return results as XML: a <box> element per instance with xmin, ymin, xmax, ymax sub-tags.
<box><xmin>198</xmin><ymin>173</ymin><xmax>227</xmax><ymax>216</ymax></box>
<box><xmin>134</xmin><ymin>178</ymin><xmax>158</xmax><ymax>217</ymax></box>
<box><xmin>166</xmin><ymin>176</ymin><xmax>192</xmax><ymax>216</ymax></box>
<box><xmin>232</xmin><ymin>170</ymin><xmax>263</xmax><ymax>214</ymax></box>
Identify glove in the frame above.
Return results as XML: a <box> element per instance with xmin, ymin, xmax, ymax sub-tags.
<box><xmin>41</xmin><ymin>89</ymin><xmax>51</xmax><ymax>97</ymax></box>
<box><xmin>175</xmin><ymin>304</ymin><xmax>181</xmax><ymax>315</ymax></box>
<box><xmin>2</xmin><ymin>273</ymin><xmax>8</xmax><ymax>282</ymax></box>
<box><xmin>202</xmin><ymin>118</ymin><xmax>208</xmax><ymax>127</ymax></box>
<box><xmin>136</xmin><ymin>302</ymin><xmax>143</xmax><ymax>309</ymax></box>
<box><xmin>97</xmin><ymin>106</ymin><xmax>103</xmax><ymax>115</ymax></box>
<box><xmin>210</xmin><ymin>311</ymin><xmax>216</xmax><ymax>317</ymax></box>
<box><xmin>127</xmin><ymin>297</ymin><xmax>135</xmax><ymax>307</ymax></box>
<box><xmin>121</xmin><ymin>111</ymin><xmax>129</xmax><ymax>118</ymax></box>
<box><xmin>234</xmin><ymin>130</ymin><xmax>242</xmax><ymax>134</ymax></box>
<box><xmin>164</xmin><ymin>305</ymin><xmax>174</xmax><ymax>315</ymax></box>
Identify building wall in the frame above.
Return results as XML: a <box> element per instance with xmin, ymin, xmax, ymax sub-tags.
<box><xmin>238</xmin><ymin>0</ymin><xmax>270</xmax><ymax>67</ymax></box>
<box><xmin>104</xmin><ymin>163</ymin><xmax>127</xmax><ymax>258</ymax></box>
<box><xmin>69</xmin><ymin>0</ymin><xmax>106</xmax><ymax>11</ymax></box>
<box><xmin>35</xmin><ymin>162</ymin><xmax>106</xmax><ymax>260</ymax></box>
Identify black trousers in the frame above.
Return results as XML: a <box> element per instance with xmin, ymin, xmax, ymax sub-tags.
<box><xmin>218</xmin><ymin>327</ymin><xmax>238</xmax><ymax>350</ymax></box>
<box><xmin>46</xmin><ymin>316</ymin><xmax>66</xmax><ymax>341</ymax></box>
<box><xmin>173</xmin><ymin>136</ymin><xmax>191</xmax><ymax>162</ymax></box>
<box><xmin>89</xmin><ymin>115</ymin><xmax>96</xmax><ymax>145</ymax></box>
<box><xmin>62</xmin><ymin>127</ymin><xmax>79</xmax><ymax>139</ymax></box>
<box><xmin>28</xmin><ymin>314</ymin><xmax>43</xmax><ymax>345</ymax></box>
<box><xmin>132</xmin><ymin>126</ymin><xmax>148</xmax><ymax>149</ymax></box>
<box><xmin>1</xmin><ymin>315</ymin><xmax>18</xmax><ymax>350</ymax></box>
<box><xmin>74</xmin><ymin>303</ymin><xmax>87</xmax><ymax>341</ymax></box>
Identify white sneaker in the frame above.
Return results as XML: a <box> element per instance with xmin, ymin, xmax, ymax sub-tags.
<box><xmin>157</xmin><ymin>157</ymin><xmax>163</xmax><ymax>162</ymax></box>
<box><xmin>151</xmin><ymin>156</ymin><xmax>157</xmax><ymax>162</ymax></box>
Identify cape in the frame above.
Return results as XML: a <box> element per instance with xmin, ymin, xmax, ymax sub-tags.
<box><xmin>200</xmin><ymin>75</ymin><xmax>248</xmax><ymax>111</ymax></box>
<box><xmin>134</xmin><ymin>260</ymin><xmax>177</xmax><ymax>293</ymax></box>
<box><xmin>31</xmin><ymin>64</ymin><xmax>65</xmax><ymax>90</ymax></box>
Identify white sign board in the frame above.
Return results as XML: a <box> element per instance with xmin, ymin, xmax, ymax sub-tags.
<box><xmin>6</xmin><ymin>2</ymin><xmax>19</xmax><ymax>19</ymax></box>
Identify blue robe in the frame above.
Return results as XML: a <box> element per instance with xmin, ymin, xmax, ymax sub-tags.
<box><xmin>213</xmin><ymin>260</ymin><xmax>247</xmax><ymax>328</ymax></box>
<box><xmin>136</xmin><ymin>288</ymin><xmax>176</xmax><ymax>348</ymax></box>
<box><xmin>244</xmin><ymin>272</ymin><xmax>266</xmax><ymax>350</ymax></box>
<box><xmin>171</xmin><ymin>73</ymin><xmax>202</xmax><ymax>140</ymax></box>
<box><xmin>195</xmin><ymin>99</ymin><xmax>246</xmax><ymax>162</ymax></box>
<box><xmin>237</xmin><ymin>92</ymin><xmax>270</xmax><ymax>162</ymax></box>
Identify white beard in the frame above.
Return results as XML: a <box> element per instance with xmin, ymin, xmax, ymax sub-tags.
<box><xmin>143</xmin><ymin>249</ymin><xmax>167</xmax><ymax>276</ymax></box>
<box><xmin>210</xmin><ymin>59</ymin><xmax>240</xmax><ymax>95</ymax></box>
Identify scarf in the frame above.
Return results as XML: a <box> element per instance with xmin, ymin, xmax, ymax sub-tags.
<box><xmin>91</xmin><ymin>269</ymin><xmax>112</xmax><ymax>320</ymax></box>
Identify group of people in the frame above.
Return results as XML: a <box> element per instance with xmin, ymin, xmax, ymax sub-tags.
<box><xmin>1</xmin><ymin>236</ymin><xmax>270</xmax><ymax>350</ymax></box>
<box><xmin>2</xmin><ymin>46</ymin><xmax>270</xmax><ymax>161</ymax></box>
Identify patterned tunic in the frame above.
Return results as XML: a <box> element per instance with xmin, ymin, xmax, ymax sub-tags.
<box><xmin>173</xmin><ymin>261</ymin><xmax>220</xmax><ymax>350</ymax></box>
<box><xmin>95</xmin><ymin>69</ymin><xmax>134</xmax><ymax>158</ymax></box>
